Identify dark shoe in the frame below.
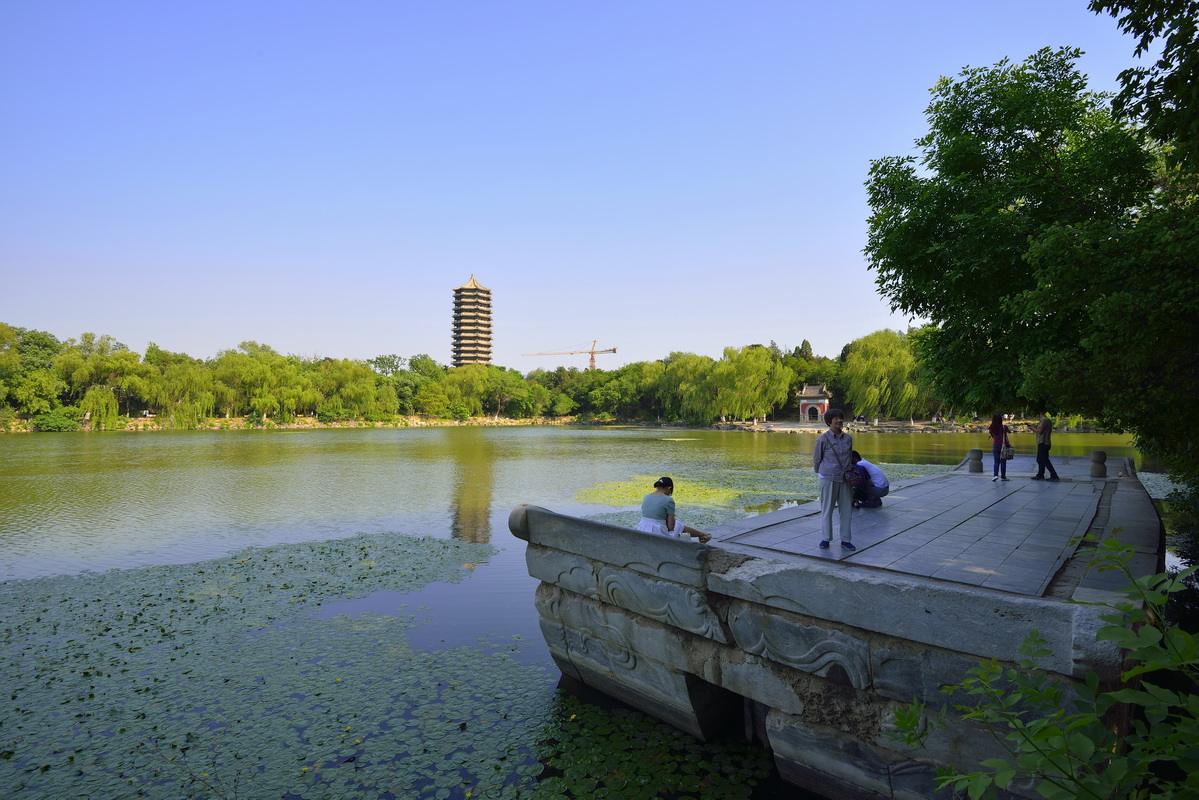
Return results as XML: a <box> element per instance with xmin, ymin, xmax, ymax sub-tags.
<box><xmin>1031</xmin><ymin>476</ymin><xmax>1044</xmax><ymax>480</ymax></box>
<box><xmin>1048</xmin><ymin>476</ymin><xmax>1060</xmax><ymax>482</ymax></box>
<box><xmin>1001</xmin><ymin>477</ymin><xmax>1009</xmax><ymax>481</ymax></box>
<box><xmin>841</xmin><ymin>541</ymin><xmax>857</xmax><ymax>551</ymax></box>
<box><xmin>818</xmin><ymin>540</ymin><xmax>830</xmax><ymax>549</ymax></box>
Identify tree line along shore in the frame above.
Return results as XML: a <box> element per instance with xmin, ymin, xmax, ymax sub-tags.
<box><xmin>2</xmin><ymin>323</ymin><xmax>1063</xmax><ymax>435</ymax></box>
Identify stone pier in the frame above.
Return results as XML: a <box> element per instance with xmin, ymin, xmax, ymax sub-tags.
<box><xmin>509</xmin><ymin>454</ymin><xmax>1165</xmax><ymax>799</ymax></box>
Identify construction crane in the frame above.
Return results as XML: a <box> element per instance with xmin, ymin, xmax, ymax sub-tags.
<box><xmin>523</xmin><ymin>339</ymin><xmax>617</xmax><ymax>371</ymax></box>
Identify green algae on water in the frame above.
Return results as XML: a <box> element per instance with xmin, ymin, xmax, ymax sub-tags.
<box><xmin>0</xmin><ymin>532</ymin><xmax>778</xmax><ymax>799</ymax></box>
<box><xmin>0</xmin><ymin>533</ymin><xmax>517</xmax><ymax>798</ymax></box>
<box><xmin>576</xmin><ymin>463</ymin><xmax>953</xmax><ymax>515</ymax></box>
<box><xmin>576</xmin><ymin>475</ymin><xmax>743</xmax><ymax>508</ymax></box>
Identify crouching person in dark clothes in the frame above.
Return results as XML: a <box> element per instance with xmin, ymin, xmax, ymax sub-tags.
<box><xmin>850</xmin><ymin>451</ymin><xmax>890</xmax><ymax>508</ymax></box>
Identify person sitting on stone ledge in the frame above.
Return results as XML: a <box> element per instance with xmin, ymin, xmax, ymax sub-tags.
<box><xmin>635</xmin><ymin>476</ymin><xmax>712</xmax><ymax>542</ymax></box>
<box><xmin>849</xmin><ymin>451</ymin><xmax>890</xmax><ymax>508</ymax></box>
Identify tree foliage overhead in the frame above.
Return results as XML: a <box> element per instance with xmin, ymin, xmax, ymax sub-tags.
<box><xmin>865</xmin><ymin>44</ymin><xmax>1198</xmax><ymax>485</ymax></box>
<box><xmin>1090</xmin><ymin>0</ymin><xmax>1199</xmax><ymax>169</ymax></box>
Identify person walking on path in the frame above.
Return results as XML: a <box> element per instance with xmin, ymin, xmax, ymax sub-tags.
<box><xmin>636</xmin><ymin>477</ymin><xmax>712</xmax><ymax>542</ymax></box>
<box><xmin>813</xmin><ymin>408</ymin><xmax>855</xmax><ymax>551</ymax></box>
<box><xmin>1033</xmin><ymin>414</ymin><xmax>1060</xmax><ymax>481</ymax></box>
<box><xmin>989</xmin><ymin>413</ymin><xmax>1011</xmax><ymax>481</ymax></box>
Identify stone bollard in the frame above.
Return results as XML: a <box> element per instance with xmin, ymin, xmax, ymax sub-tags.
<box><xmin>967</xmin><ymin>448</ymin><xmax>983</xmax><ymax>473</ymax></box>
<box><xmin>1091</xmin><ymin>451</ymin><xmax>1108</xmax><ymax>478</ymax></box>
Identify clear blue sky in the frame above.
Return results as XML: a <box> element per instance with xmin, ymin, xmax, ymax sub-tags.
<box><xmin>0</xmin><ymin>1</ymin><xmax>1142</xmax><ymax>371</ymax></box>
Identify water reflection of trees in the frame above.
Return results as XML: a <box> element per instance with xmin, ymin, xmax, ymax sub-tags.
<box><xmin>450</xmin><ymin>430</ymin><xmax>495</xmax><ymax>543</ymax></box>
<box><xmin>1161</xmin><ymin>498</ymin><xmax>1199</xmax><ymax>631</ymax></box>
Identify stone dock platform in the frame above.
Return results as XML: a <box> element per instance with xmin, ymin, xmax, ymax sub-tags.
<box><xmin>509</xmin><ymin>453</ymin><xmax>1165</xmax><ymax>799</ymax></box>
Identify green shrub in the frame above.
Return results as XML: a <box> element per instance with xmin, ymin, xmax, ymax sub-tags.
<box><xmin>315</xmin><ymin>401</ymin><xmax>352</xmax><ymax>423</ymax></box>
<box><xmin>0</xmin><ymin>406</ymin><xmax>16</xmax><ymax>432</ymax></box>
<box><xmin>31</xmin><ymin>406</ymin><xmax>83</xmax><ymax>432</ymax></box>
<box><xmin>894</xmin><ymin>538</ymin><xmax>1199</xmax><ymax>799</ymax></box>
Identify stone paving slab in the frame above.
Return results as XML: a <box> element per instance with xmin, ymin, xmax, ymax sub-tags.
<box><xmin>713</xmin><ymin>455</ymin><xmax>1121</xmax><ymax>598</ymax></box>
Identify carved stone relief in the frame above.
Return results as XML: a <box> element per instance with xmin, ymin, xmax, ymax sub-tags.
<box><xmin>728</xmin><ymin>601</ymin><xmax>871</xmax><ymax>689</ymax></box>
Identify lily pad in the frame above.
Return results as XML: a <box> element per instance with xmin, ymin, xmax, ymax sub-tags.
<box><xmin>0</xmin><ymin>531</ymin><xmax>782</xmax><ymax>798</ymax></box>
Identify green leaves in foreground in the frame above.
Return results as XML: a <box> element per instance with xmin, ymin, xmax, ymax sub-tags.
<box><xmin>0</xmin><ymin>533</ymin><xmax>776</xmax><ymax>799</ymax></box>
<box><xmin>891</xmin><ymin>538</ymin><xmax>1199</xmax><ymax>799</ymax></box>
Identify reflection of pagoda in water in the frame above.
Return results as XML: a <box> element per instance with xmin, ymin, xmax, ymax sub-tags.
<box><xmin>451</xmin><ymin>275</ymin><xmax>492</xmax><ymax>367</ymax></box>
<box><xmin>450</xmin><ymin>429</ymin><xmax>494</xmax><ymax>543</ymax></box>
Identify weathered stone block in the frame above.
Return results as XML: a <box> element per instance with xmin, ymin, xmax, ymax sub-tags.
<box><xmin>538</xmin><ymin>584</ymin><xmax>816</xmax><ymax>715</ymax></box>
<box><xmin>727</xmin><ymin>599</ymin><xmax>872</xmax><ymax>689</ymax></box>
<box><xmin>510</xmin><ymin>459</ymin><xmax>1162</xmax><ymax>800</ymax></box>
<box><xmin>871</xmin><ymin>642</ymin><xmax>990</xmax><ymax>707</ymax></box>
<box><xmin>716</xmin><ymin>651</ymin><xmax>807</xmax><ymax>716</ymax></box>
<box><xmin>510</xmin><ymin>505</ymin><xmax>706</xmax><ymax>586</ymax></box>
<box><xmin>539</xmin><ymin>615</ymin><xmax>736</xmax><ymax>741</ymax></box>
<box><xmin>539</xmin><ymin>616</ymin><xmax>681</xmax><ymax>703</ymax></box>
<box><xmin>534</xmin><ymin>583</ymin><xmax>722</xmax><ymax>679</ymax></box>
<box><xmin>527</xmin><ymin>545</ymin><xmax>727</xmax><ymax>642</ymax></box>
<box><xmin>709</xmin><ymin>555</ymin><xmax>1114</xmax><ymax>677</ymax></box>
<box><xmin>765</xmin><ymin>711</ymin><xmax>895</xmax><ymax>799</ymax></box>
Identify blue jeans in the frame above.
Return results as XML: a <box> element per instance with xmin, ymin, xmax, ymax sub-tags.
<box><xmin>992</xmin><ymin>444</ymin><xmax>1006</xmax><ymax>478</ymax></box>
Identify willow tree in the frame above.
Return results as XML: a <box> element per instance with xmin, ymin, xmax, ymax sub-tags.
<box><xmin>80</xmin><ymin>385</ymin><xmax>120</xmax><ymax>430</ymax></box>
<box><xmin>711</xmin><ymin>346</ymin><xmax>794</xmax><ymax>423</ymax></box>
<box><xmin>161</xmin><ymin>364</ymin><xmax>215</xmax><ymax>429</ymax></box>
<box><xmin>841</xmin><ymin>330</ymin><xmax>925</xmax><ymax>419</ymax></box>
<box><xmin>659</xmin><ymin>352</ymin><xmax>717</xmax><ymax>424</ymax></box>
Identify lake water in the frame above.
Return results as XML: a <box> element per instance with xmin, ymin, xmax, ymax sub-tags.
<box><xmin>0</xmin><ymin>426</ymin><xmax>1143</xmax><ymax>583</ymax></box>
<box><xmin>0</xmin><ymin>427</ymin><xmax>1143</xmax><ymax>798</ymax></box>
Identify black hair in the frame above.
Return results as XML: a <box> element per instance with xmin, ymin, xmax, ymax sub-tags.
<box><xmin>653</xmin><ymin>476</ymin><xmax>673</xmax><ymax>489</ymax></box>
<box><xmin>851</xmin><ymin>450</ymin><xmax>862</xmax><ymax>462</ymax></box>
<box><xmin>989</xmin><ymin>414</ymin><xmax>1004</xmax><ymax>436</ymax></box>
<box><xmin>823</xmin><ymin>408</ymin><xmax>845</xmax><ymax>425</ymax></box>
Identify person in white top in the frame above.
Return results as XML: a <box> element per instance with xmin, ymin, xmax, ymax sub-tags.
<box><xmin>850</xmin><ymin>451</ymin><xmax>890</xmax><ymax>508</ymax></box>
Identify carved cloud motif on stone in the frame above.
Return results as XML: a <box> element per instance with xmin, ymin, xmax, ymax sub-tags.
<box><xmin>597</xmin><ymin>566</ymin><xmax>727</xmax><ymax>643</ymax></box>
<box><xmin>729</xmin><ymin>603</ymin><xmax>871</xmax><ymax>689</ymax></box>
<box><xmin>578</xmin><ymin>622</ymin><xmax>638</xmax><ymax>671</ymax></box>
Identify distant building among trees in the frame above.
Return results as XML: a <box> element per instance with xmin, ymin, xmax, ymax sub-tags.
<box><xmin>451</xmin><ymin>275</ymin><xmax>492</xmax><ymax>367</ymax></box>
<box><xmin>797</xmin><ymin>384</ymin><xmax>831</xmax><ymax>422</ymax></box>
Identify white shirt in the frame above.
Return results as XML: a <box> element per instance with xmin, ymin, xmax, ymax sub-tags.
<box><xmin>857</xmin><ymin>458</ymin><xmax>889</xmax><ymax>489</ymax></box>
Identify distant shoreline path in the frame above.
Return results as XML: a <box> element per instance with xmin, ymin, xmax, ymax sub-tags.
<box><xmin>0</xmin><ymin>415</ymin><xmax>1106</xmax><ymax>436</ymax></box>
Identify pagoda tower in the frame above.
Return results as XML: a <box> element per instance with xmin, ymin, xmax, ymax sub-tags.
<box><xmin>451</xmin><ymin>275</ymin><xmax>492</xmax><ymax>367</ymax></box>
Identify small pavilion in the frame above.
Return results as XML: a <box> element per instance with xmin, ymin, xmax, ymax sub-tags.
<box><xmin>797</xmin><ymin>384</ymin><xmax>832</xmax><ymax>422</ymax></box>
